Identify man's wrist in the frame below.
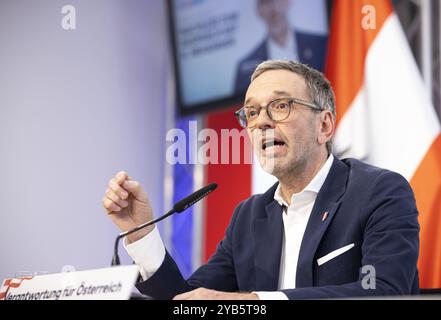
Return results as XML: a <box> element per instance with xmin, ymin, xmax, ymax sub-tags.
<box><xmin>242</xmin><ymin>292</ymin><xmax>260</xmax><ymax>300</ymax></box>
<box><xmin>124</xmin><ymin>226</ymin><xmax>166</xmax><ymax>281</ymax></box>
<box><xmin>126</xmin><ymin>224</ymin><xmax>155</xmax><ymax>244</ymax></box>
<box><xmin>232</xmin><ymin>292</ymin><xmax>260</xmax><ymax>300</ymax></box>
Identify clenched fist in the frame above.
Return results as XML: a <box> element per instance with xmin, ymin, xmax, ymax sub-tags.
<box><xmin>102</xmin><ymin>171</ymin><xmax>154</xmax><ymax>243</ymax></box>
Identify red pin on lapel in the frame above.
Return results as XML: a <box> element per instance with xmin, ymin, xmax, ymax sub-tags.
<box><xmin>322</xmin><ymin>211</ymin><xmax>329</xmax><ymax>222</ymax></box>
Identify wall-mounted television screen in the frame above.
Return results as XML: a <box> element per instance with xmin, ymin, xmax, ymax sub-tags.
<box><xmin>168</xmin><ymin>0</ymin><xmax>329</xmax><ymax>115</ymax></box>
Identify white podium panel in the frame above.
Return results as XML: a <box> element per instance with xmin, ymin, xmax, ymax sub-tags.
<box><xmin>0</xmin><ymin>265</ymin><xmax>139</xmax><ymax>300</ymax></box>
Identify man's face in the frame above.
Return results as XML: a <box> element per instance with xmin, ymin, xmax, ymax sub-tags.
<box><xmin>244</xmin><ymin>70</ymin><xmax>320</xmax><ymax>178</ymax></box>
<box><xmin>257</xmin><ymin>0</ymin><xmax>290</xmax><ymax>31</ymax></box>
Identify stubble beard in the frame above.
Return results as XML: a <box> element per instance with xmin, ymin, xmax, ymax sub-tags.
<box><xmin>258</xmin><ymin>142</ymin><xmax>312</xmax><ymax>181</ymax></box>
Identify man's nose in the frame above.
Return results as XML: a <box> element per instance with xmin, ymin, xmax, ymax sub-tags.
<box><xmin>255</xmin><ymin>108</ymin><xmax>275</xmax><ymax>130</ymax></box>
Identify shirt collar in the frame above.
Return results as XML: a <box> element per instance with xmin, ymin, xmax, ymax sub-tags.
<box><xmin>267</xmin><ymin>29</ymin><xmax>298</xmax><ymax>61</ymax></box>
<box><xmin>274</xmin><ymin>154</ymin><xmax>334</xmax><ymax>207</ymax></box>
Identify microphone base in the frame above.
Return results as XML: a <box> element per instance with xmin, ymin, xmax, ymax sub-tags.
<box><xmin>111</xmin><ymin>254</ymin><xmax>120</xmax><ymax>266</ymax></box>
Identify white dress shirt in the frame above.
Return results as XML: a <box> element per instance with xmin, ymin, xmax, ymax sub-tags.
<box><xmin>267</xmin><ymin>29</ymin><xmax>299</xmax><ymax>61</ymax></box>
<box><xmin>125</xmin><ymin>155</ymin><xmax>334</xmax><ymax>300</ymax></box>
<box><xmin>256</xmin><ymin>154</ymin><xmax>334</xmax><ymax>300</ymax></box>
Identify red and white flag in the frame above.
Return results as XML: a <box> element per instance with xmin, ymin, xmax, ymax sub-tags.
<box><xmin>326</xmin><ymin>0</ymin><xmax>441</xmax><ymax>288</ymax></box>
<box><xmin>0</xmin><ymin>277</ymin><xmax>33</xmax><ymax>300</ymax></box>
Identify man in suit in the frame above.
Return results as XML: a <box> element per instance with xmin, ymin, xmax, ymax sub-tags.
<box><xmin>234</xmin><ymin>0</ymin><xmax>327</xmax><ymax>94</ymax></box>
<box><xmin>102</xmin><ymin>60</ymin><xmax>420</xmax><ymax>299</ymax></box>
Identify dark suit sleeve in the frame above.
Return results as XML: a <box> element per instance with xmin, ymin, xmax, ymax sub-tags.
<box><xmin>282</xmin><ymin>171</ymin><xmax>420</xmax><ymax>299</ymax></box>
<box><xmin>233</xmin><ymin>40</ymin><xmax>268</xmax><ymax>94</ymax></box>
<box><xmin>135</xmin><ymin>201</ymin><xmax>243</xmax><ymax>299</ymax></box>
<box><xmin>234</xmin><ymin>61</ymin><xmax>248</xmax><ymax>94</ymax></box>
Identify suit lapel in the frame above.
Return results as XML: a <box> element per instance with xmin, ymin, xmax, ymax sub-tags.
<box><xmin>296</xmin><ymin>158</ymin><xmax>348</xmax><ymax>288</ymax></box>
<box><xmin>253</xmin><ymin>200</ymin><xmax>284</xmax><ymax>291</ymax></box>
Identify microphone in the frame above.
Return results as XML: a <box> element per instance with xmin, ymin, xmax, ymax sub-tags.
<box><xmin>111</xmin><ymin>183</ymin><xmax>218</xmax><ymax>266</ymax></box>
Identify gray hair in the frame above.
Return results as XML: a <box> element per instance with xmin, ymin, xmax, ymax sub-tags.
<box><xmin>250</xmin><ymin>60</ymin><xmax>336</xmax><ymax>154</ymax></box>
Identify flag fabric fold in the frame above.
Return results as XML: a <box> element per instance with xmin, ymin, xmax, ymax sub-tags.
<box><xmin>326</xmin><ymin>0</ymin><xmax>441</xmax><ymax>288</ymax></box>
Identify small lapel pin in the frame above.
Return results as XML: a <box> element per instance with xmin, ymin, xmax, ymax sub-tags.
<box><xmin>322</xmin><ymin>211</ymin><xmax>329</xmax><ymax>222</ymax></box>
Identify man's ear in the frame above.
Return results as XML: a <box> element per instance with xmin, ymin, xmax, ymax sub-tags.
<box><xmin>317</xmin><ymin>111</ymin><xmax>335</xmax><ymax>145</ymax></box>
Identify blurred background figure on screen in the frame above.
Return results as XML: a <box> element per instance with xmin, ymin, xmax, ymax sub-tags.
<box><xmin>234</xmin><ymin>0</ymin><xmax>327</xmax><ymax>93</ymax></box>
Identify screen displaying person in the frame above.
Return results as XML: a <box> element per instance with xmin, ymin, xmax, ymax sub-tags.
<box><xmin>234</xmin><ymin>0</ymin><xmax>327</xmax><ymax>94</ymax></box>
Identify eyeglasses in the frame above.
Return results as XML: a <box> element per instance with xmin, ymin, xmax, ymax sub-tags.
<box><xmin>234</xmin><ymin>97</ymin><xmax>322</xmax><ymax>129</ymax></box>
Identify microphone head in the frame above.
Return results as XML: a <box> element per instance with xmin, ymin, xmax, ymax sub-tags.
<box><xmin>173</xmin><ymin>183</ymin><xmax>217</xmax><ymax>213</ymax></box>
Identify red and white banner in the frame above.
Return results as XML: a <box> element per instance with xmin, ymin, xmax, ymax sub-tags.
<box><xmin>0</xmin><ymin>266</ymin><xmax>138</xmax><ymax>300</ymax></box>
<box><xmin>326</xmin><ymin>0</ymin><xmax>441</xmax><ymax>288</ymax></box>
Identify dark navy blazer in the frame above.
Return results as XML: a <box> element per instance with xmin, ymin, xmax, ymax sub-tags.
<box><xmin>234</xmin><ymin>31</ymin><xmax>328</xmax><ymax>94</ymax></box>
<box><xmin>136</xmin><ymin>157</ymin><xmax>420</xmax><ymax>299</ymax></box>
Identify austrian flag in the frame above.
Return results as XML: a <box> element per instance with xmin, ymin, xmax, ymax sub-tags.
<box><xmin>326</xmin><ymin>0</ymin><xmax>441</xmax><ymax>288</ymax></box>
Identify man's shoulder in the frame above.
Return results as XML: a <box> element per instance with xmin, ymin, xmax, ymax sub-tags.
<box><xmin>342</xmin><ymin>157</ymin><xmax>387</xmax><ymax>175</ymax></box>
<box><xmin>239</xmin><ymin>40</ymin><xmax>267</xmax><ymax>65</ymax></box>
<box><xmin>294</xmin><ymin>30</ymin><xmax>327</xmax><ymax>71</ymax></box>
<box><xmin>233</xmin><ymin>40</ymin><xmax>268</xmax><ymax>93</ymax></box>
<box><xmin>338</xmin><ymin>157</ymin><xmax>412</xmax><ymax>196</ymax></box>
<box><xmin>296</xmin><ymin>30</ymin><xmax>327</xmax><ymax>43</ymax></box>
<box><xmin>341</xmin><ymin>157</ymin><xmax>407</xmax><ymax>180</ymax></box>
<box><xmin>236</xmin><ymin>40</ymin><xmax>267</xmax><ymax>75</ymax></box>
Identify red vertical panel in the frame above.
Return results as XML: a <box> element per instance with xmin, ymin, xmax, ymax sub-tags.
<box><xmin>204</xmin><ymin>107</ymin><xmax>252</xmax><ymax>262</ymax></box>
